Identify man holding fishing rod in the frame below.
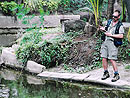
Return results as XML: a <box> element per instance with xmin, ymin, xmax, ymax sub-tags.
<box><xmin>99</xmin><ymin>10</ymin><xmax>125</xmax><ymax>82</ymax></box>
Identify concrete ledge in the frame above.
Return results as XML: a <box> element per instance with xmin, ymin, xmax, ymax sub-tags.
<box><xmin>37</xmin><ymin>65</ymin><xmax>130</xmax><ymax>89</ymax></box>
<box><xmin>0</xmin><ymin>15</ymin><xmax>80</xmax><ymax>28</ymax></box>
<box><xmin>0</xmin><ymin>34</ymin><xmax>17</xmax><ymax>46</ymax></box>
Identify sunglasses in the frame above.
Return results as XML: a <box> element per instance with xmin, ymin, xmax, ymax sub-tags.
<box><xmin>112</xmin><ymin>15</ymin><xmax>119</xmax><ymax>18</ymax></box>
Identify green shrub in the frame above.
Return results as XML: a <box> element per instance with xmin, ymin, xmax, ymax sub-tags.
<box><xmin>118</xmin><ymin>34</ymin><xmax>130</xmax><ymax>61</ymax></box>
<box><xmin>0</xmin><ymin>1</ymin><xmax>17</xmax><ymax>16</ymax></box>
<box><xmin>41</xmin><ymin>0</ymin><xmax>60</xmax><ymax>13</ymax></box>
<box><xmin>125</xmin><ymin>65</ymin><xmax>130</xmax><ymax>69</ymax></box>
<box><xmin>23</xmin><ymin>0</ymin><xmax>60</xmax><ymax>13</ymax></box>
<box><xmin>58</xmin><ymin>0</ymin><xmax>87</xmax><ymax>13</ymax></box>
<box><xmin>15</xmin><ymin>29</ymin><xmax>71</xmax><ymax>68</ymax></box>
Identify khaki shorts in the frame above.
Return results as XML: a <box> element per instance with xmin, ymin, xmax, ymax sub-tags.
<box><xmin>100</xmin><ymin>40</ymin><xmax>118</xmax><ymax>60</ymax></box>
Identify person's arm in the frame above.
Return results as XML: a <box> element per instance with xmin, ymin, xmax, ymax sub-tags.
<box><xmin>105</xmin><ymin>33</ymin><xmax>123</xmax><ymax>38</ymax></box>
<box><xmin>105</xmin><ymin>25</ymin><xmax>124</xmax><ymax>38</ymax></box>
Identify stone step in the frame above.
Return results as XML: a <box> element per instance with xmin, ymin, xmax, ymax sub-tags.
<box><xmin>38</xmin><ymin>71</ymin><xmax>90</xmax><ymax>81</ymax></box>
<box><xmin>37</xmin><ymin>66</ymin><xmax>130</xmax><ymax>89</ymax></box>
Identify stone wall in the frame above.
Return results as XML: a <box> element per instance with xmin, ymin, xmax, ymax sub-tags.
<box><xmin>1</xmin><ymin>14</ymin><xmax>129</xmax><ymax>47</ymax></box>
<box><xmin>0</xmin><ymin>16</ymin><xmax>27</xmax><ymax>46</ymax></box>
<box><xmin>0</xmin><ymin>15</ymin><xmax>80</xmax><ymax>46</ymax></box>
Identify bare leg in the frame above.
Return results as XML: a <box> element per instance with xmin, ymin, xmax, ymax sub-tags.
<box><xmin>102</xmin><ymin>58</ymin><xmax>108</xmax><ymax>70</ymax></box>
<box><xmin>110</xmin><ymin>59</ymin><xmax>118</xmax><ymax>71</ymax></box>
<box><xmin>110</xmin><ymin>59</ymin><xmax>120</xmax><ymax>82</ymax></box>
<box><xmin>101</xmin><ymin>58</ymin><xmax>110</xmax><ymax>80</ymax></box>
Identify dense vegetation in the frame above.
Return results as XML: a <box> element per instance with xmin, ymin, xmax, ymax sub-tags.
<box><xmin>15</xmin><ymin>28</ymin><xmax>73</xmax><ymax>68</ymax></box>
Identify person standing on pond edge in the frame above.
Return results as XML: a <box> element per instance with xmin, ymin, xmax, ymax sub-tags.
<box><xmin>99</xmin><ymin>10</ymin><xmax>125</xmax><ymax>82</ymax></box>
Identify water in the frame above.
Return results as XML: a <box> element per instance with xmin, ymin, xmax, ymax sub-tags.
<box><xmin>0</xmin><ymin>68</ymin><xmax>130</xmax><ymax>98</ymax></box>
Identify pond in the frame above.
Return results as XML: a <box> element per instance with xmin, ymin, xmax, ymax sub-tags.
<box><xmin>0</xmin><ymin>68</ymin><xmax>130</xmax><ymax>98</ymax></box>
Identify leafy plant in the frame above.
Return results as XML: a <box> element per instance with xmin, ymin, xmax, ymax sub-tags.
<box><xmin>89</xmin><ymin>0</ymin><xmax>99</xmax><ymax>26</ymax></box>
<box><xmin>23</xmin><ymin>0</ymin><xmax>43</xmax><ymax>10</ymax></box>
<box><xmin>91</xmin><ymin>33</ymin><xmax>102</xmax><ymax>69</ymax></box>
<box><xmin>125</xmin><ymin>65</ymin><xmax>130</xmax><ymax>69</ymax></box>
<box><xmin>118</xmin><ymin>33</ymin><xmax>130</xmax><ymax>61</ymax></box>
<box><xmin>58</xmin><ymin>0</ymin><xmax>88</xmax><ymax>13</ymax></box>
<box><xmin>78</xmin><ymin>0</ymin><xmax>104</xmax><ymax>26</ymax></box>
<box><xmin>41</xmin><ymin>0</ymin><xmax>60</xmax><ymax>13</ymax></box>
<box><xmin>13</xmin><ymin>2</ymin><xmax>71</xmax><ymax>68</ymax></box>
<box><xmin>22</xmin><ymin>0</ymin><xmax>60</xmax><ymax>14</ymax></box>
<box><xmin>0</xmin><ymin>1</ymin><xmax>17</xmax><ymax>16</ymax></box>
<box><xmin>16</xmin><ymin>31</ymin><xmax>71</xmax><ymax>68</ymax></box>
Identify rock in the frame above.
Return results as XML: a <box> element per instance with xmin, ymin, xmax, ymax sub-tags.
<box><xmin>74</xmin><ymin>9</ymin><xmax>95</xmax><ymax>24</ymax></box>
<box><xmin>79</xmin><ymin>12</ymin><xmax>91</xmax><ymax>21</ymax></box>
<box><xmin>84</xmin><ymin>22</ymin><xmax>97</xmax><ymax>37</ymax></box>
<box><xmin>26</xmin><ymin>60</ymin><xmax>46</xmax><ymax>74</ymax></box>
<box><xmin>64</xmin><ymin>19</ymin><xmax>86</xmax><ymax>33</ymax></box>
<box><xmin>0</xmin><ymin>34</ymin><xmax>17</xmax><ymax>46</ymax></box>
<box><xmin>12</xmin><ymin>44</ymin><xmax>19</xmax><ymax>51</ymax></box>
<box><xmin>43</xmin><ymin>15</ymin><xmax>80</xmax><ymax>27</ymax></box>
<box><xmin>78</xmin><ymin>11</ymin><xmax>95</xmax><ymax>25</ymax></box>
<box><xmin>0</xmin><ymin>69</ymin><xmax>19</xmax><ymax>81</ymax></box>
<box><xmin>27</xmin><ymin>75</ymin><xmax>44</xmax><ymax>85</ymax></box>
<box><xmin>1</xmin><ymin>48</ymin><xmax>22</xmax><ymax>68</ymax></box>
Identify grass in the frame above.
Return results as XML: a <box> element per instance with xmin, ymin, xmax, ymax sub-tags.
<box><xmin>40</xmin><ymin>27</ymin><xmax>62</xmax><ymax>34</ymax></box>
<box><xmin>125</xmin><ymin>65</ymin><xmax>130</xmax><ymax>69</ymax></box>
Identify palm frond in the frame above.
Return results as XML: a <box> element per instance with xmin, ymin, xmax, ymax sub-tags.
<box><xmin>78</xmin><ymin>7</ymin><xmax>94</xmax><ymax>14</ymax></box>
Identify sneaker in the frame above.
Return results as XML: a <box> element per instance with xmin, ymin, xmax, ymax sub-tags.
<box><xmin>111</xmin><ymin>73</ymin><xmax>120</xmax><ymax>82</ymax></box>
<box><xmin>101</xmin><ymin>71</ymin><xmax>110</xmax><ymax>80</ymax></box>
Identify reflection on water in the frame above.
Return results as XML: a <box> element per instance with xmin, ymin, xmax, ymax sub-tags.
<box><xmin>0</xmin><ymin>68</ymin><xmax>130</xmax><ymax>98</ymax></box>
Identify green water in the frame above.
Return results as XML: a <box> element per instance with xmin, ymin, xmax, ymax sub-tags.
<box><xmin>0</xmin><ymin>68</ymin><xmax>130</xmax><ymax>98</ymax></box>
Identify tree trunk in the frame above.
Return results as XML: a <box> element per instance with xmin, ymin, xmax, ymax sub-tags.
<box><xmin>107</xmin><ymin>0</ymin><xmax>115</xmax><ymax>19</ymax></box>
<box><xmin>122</xmin><ymin>0</ymin><xmax>126</xmax><ymax>22</ymax></box>
<box><xmin>124</xmin><ymin>0</ymin><xmax>130</xmax><ymax>22</ymax></box>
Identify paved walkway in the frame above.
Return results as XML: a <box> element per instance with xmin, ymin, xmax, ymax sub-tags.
<box><xmin>37</xmin><ymin>65</ymin><xmax>130</xmax><ymax>89</ymax></box>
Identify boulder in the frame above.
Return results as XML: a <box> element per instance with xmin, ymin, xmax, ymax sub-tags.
<box><xmin>0</xmin><ymin>69</ymin><xmax>19</xmax><ymax>81</ymax></box>
<box><xmin>79</xmin><ymin>12</ymin><xmax>91</xmax><ymax>21</ymax></box>
<box><xmin>64</xmin><ymin>19</ymin><xmax>86</xmax><ymax>33</ymax></box>
<box><xmin>26</xmin><ymin>60</ymin><xmax>46</xmax><ymax>74</ymax></box>
<box><xmin>27</xmin><ymin>75</ymin><xmax>44</xmax><ymax>85</ymax></box>
<box><xmin>1</xmin><ymin>47</ymin><xmax>22</xmax><ymax>68</ymax></box>
<box><xmin>78</xmin><ymin>11</ymin><xmax>95</xmax><ymax>25</ymax></box>
<box><xmin>74</xmin><ymin>10</ymin><xmax>95</xmax><ymax>24</ymax></box>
